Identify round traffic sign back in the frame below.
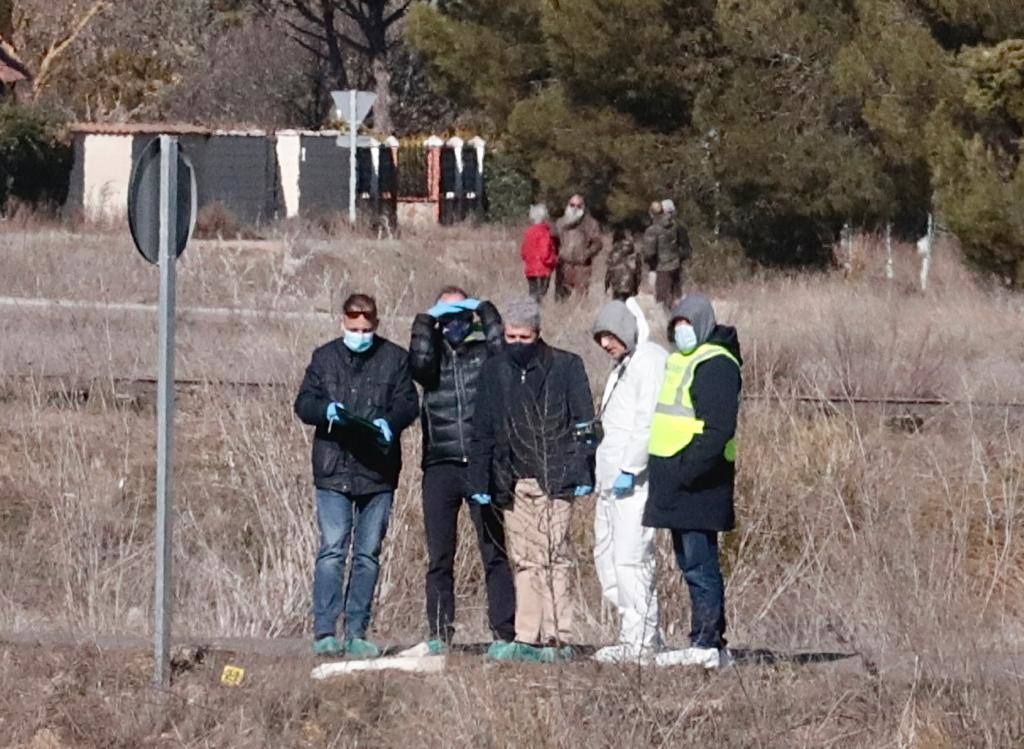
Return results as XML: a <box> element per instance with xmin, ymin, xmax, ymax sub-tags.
<box><xmin>127</xmin><ymin>137</ymin><xmax>197</xmax><ymax>265</ymax></box>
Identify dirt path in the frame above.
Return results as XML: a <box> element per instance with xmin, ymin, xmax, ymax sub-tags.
<box><xmin>4</xmin><ymin>629</ymin><xmax>1022</xmax><ymax>686</ymax></box>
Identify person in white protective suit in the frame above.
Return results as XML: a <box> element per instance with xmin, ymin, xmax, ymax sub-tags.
<box><xmin>589</xmin><ymin>300</ymin><xmax>668</xmax><ymax>663</ymax></box>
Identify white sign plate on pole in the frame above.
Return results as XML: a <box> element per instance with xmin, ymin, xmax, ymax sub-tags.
<box><xmin>331</xmin><ymin>89</ymin><xmax>377</xmax><ymax>226</ymax></box>
<box><xmin>332</xmin><ymin>90</ymin><xmax>377</xmax><ymax>127</ymax></box>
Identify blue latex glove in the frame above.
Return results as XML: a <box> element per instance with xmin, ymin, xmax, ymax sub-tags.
<box><xmin>373</xmin><ymin>418</ymin><xmax>393</xmax><ymax>445</ymax></box>
<box><xmin>451</xmin><ymin>298</ymin><xmax>481</xmax><ymax>311</ymax></box>
<box><xmin>471</xmin><ymin>493</ymin><xmax>492</xmax><ymax>506</ymax></box>
<box><xmin>574</xmin><ymin>485</ymin><xmax>594</xmax><ymax>497</ymax></box>
<box><xmin>427</xmin><ymin>301</ymin><xmax>462</xmax><ymax>318</ymax></box>
<box><xmin>326</xmin><ymin>402</ymin><xmax>347</xmax><ymax>432</ymax></box>
<box><xmin>612</xmin><ymin>472</ymin><xmax>635</xmax><ymax>498</ymax></box>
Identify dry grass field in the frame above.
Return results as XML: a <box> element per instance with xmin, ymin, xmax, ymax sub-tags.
<box><xmin>1</xmin><ymin>222</ymin><xmax>1024</xmax><ymax>747</ymax></box>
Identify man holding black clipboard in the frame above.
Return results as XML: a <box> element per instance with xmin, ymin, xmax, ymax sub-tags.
<box><xmin>295</xmin><ymin>293</ymin><xmax>419</xmax><ymax>659</ymax></box>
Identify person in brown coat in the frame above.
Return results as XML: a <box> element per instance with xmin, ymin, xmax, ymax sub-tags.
<box><xmin>554</xmin><ymin>194</ymin><xmax>603</xmax><ymax>299</ymax></box>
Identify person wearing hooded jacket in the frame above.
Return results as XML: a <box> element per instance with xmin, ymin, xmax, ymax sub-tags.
<box><xmin>645</xmin><ymin>293</ymin><xmax>742</xmax><ymax>670</ymax></box>
<box><xmin>590</xmin><ymin>301</ymin><xmax>668</xmax><ymax>663</ymax></box>
<box><xmin>407</xmin><ymin>286</ymin><xmax>515</xmax><ymax>653</ymax></box>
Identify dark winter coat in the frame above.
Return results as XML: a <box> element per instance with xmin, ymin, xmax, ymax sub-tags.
<box><xmin>294</xmin><ymin>335</ymin><xmax>419</xmax><ymax>496</ymax></box>
<box><xmin>644</xmin><ymin>325</ymin><xmax>742</xmax><ymax>531</ymax></box>
<box><xmin>521</xmin><ymin>223</ymin><xmax>559</xmax><ymax>278</ymax></box>
<box><xmin>469</xmin><ymin>341</ymin><xmax>595</xmax><ymax>505</ymax></box>
<box><xmin>409</xmin><ymin>301</ymin><xmax>504</xmax><ymax>467</ymax></box>
<box><xmin>643</xmin><ymin>214</ymin><xmax>692</xmax><ymax>272</ymax></box>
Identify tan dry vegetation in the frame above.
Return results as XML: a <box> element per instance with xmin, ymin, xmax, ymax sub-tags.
<box><xmin>1</xmin><ymin>225</ymin><xmax>1024</xmax><ymax>746</ymax></box>
<box><xmin>2</xmin><ymin>643</ymin><xmax>1023</xmax><ymax>748</ymax></box>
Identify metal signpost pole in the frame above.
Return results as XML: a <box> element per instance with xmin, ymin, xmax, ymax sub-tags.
<box><xmin>349</xmin><ymin>89</ymin><xmax>358</xmax><ymax>227</ymax></box>
<box><xmin>154</xmin><ymin>135</ymin><xmax>179</xmax><ymax>688</ymax></box>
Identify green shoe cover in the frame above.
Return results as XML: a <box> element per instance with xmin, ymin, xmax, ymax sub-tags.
<box><xmin>312</xmin><ymin>635</ymin><xmax>344</xmax><ymax>657</ymax></box>
<box><xmin>501</xmin><ymin>642</ymin><xmax>543</xmax><ymax>662</ymax></box>
<box><xmin>425</xmin><ymin>639</ymin><xmax>448</xmax><ymax>655</ymax></box>
<box><xmin>343</xmin><ymin>637</ymin><xmax>382</xmax><ymax>659</ymax></box>
<box><xmin>486</xmin><ymin>640</ymin><xmax>513</xmax><ymax>659</ymax></box>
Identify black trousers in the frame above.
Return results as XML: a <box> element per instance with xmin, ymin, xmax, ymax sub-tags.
<box><xmin>527</xmin><ymin>276</ymin><xmax>550</xmax><ymax>302</ymax></box>
<box><xmin>423</xmin><ymin>463</ymin><xmax>516</xmax><ymax>642</ymax></box>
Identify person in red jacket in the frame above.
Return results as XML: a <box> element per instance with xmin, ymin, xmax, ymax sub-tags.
<box><xmin>520</xmin><ymin>204</ymin><xmax>559</xmax><ymax>301</ymax></box>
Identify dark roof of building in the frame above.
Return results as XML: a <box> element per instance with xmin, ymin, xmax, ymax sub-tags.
<box><xmin>71</xmin><ymin>123</ymin><xmax>214</xmax><ymax>135</ymax></box>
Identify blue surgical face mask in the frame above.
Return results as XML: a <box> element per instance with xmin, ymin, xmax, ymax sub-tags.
<box><xmin>344</xmin><ymin>329</ymin><xmax>374</xmax><ymax>353</ymax></box>
<box><xmin>674</xmin><ymin>323</ymin><xmax>698</xmax><ymax>354</ymax></box>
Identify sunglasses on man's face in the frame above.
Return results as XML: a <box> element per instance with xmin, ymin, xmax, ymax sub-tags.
<box><xmin>344</xmin><ymin>309</ymin><xmax>376</xmax><ymax>322</ymax></box>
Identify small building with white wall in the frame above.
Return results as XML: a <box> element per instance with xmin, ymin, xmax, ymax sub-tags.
<box><xmin>65</xmin><ymin>123</ymin><xmax>480</xmax><ymax>228</ymax></box>
<box><xmin>66</xmin><ymin>123</ymin><xmax>278</xmax><ymax>225</ymax></box>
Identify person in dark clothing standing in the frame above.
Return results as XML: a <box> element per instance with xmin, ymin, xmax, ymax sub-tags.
<box><xmin>294</xmin><ymin>293</ymin><xmax>419</xmax><ymax>659</ymax></box>
<box><xmin>643</xmin><ymin>199</ymin><xmax>693</xmax><ymax>310</ymax></box>
<box><xmin>645</xmin><ymin>293</ymin><xmax>741</xmax><ymax>670</ymax></box>
<box><xmin>408</xmin><ymin>286</ymin><xmax>516</xmax><ymax>653</ymax></box>
<box><xmin>469</xmin><ymin>297</ymin><xmax>595</xmax><ymax>663</ymax></box>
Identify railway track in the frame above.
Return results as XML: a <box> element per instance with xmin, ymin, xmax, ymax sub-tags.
<box><xmin>5</xmin><ymin>372</ymin><xmax>1023</xmax><ymax>411</ymax></box>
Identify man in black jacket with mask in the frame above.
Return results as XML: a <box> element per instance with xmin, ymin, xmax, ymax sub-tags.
<box><xmin>408</xmin><ymin>286</ymin><xmax>515</xmax><ymax>653</ymax></box>
<box><xmin>469</xmin><ymin>297</ymin><xmax>595</xmax><ymax>663</ymax></box>
<box><xmin>294</xmin><ymin>293</ymin><xmax>419</xmax><ymax>659</ymax></box>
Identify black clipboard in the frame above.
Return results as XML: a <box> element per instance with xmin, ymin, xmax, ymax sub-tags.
<box><xmin>343</xmin><ymin>411</ymin><xmax>390</xmax><ymax>449</ymax></box>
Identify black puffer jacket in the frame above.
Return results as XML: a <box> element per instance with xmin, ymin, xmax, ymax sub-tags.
<box><xmin>409</xmin><ymin>301</ymin><xmax>504</xmax><ymax>467</ymax></box>
<box><xmin>644</xmin><ymin>325</ymin><xmax>742</xmax><ymax>531</ymax></box>
<box><xmin>294</xmin><ymin>335</ymin><xmax>419</xmax><ymax>496</ymax></box>
<box><xmin>469</xmin><ymin>341</ymin><xmax>595</xmax><ymax>505</ymax></box>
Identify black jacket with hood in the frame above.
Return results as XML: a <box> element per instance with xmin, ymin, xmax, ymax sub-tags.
<box><xmin>469</xmin><ymin>340</ymin><xmax>595</xmax><ymax>506</ymax></box>
<box><xmin>408</xmin><ymin>301</ymin><xmax>504</xmax><ymax>467</ymax></box>
<box><xmin>294</xmin><ymin>335</ymin><xmax>419</xmax><ymax>496</ymax></box>
<box><xmin>644</xmin><ymin>295</ymin><xmax>742</xmax><ymax>532</ymax></box>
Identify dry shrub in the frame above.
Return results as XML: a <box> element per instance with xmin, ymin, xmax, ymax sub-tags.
<box><xmin>193</xmin><ymin>201</ymin><xmax>249</xmax><ymax>240</ymax></box>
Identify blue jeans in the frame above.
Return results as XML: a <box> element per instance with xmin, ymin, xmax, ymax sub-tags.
<box><xmin>313</xmin><ymin>488</ymin><xmax>393</xmax><ymax>639</ymax></box>
<box><xmin>672</xmin><ymin>530</ymin><xmax>726</xmax><ymax>649</ymax></box>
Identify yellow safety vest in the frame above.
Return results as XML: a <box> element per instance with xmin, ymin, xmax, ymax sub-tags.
<box><xmin>648</xmin><ymin>343</ymin><xmax>740</xmax><ymax>459</ymax></box>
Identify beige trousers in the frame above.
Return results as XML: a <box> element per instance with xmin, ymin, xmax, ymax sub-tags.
<box><xmin>505</xmin><ymin>479</ymin><xmax>575</xmax><ymax>645</ymax></box>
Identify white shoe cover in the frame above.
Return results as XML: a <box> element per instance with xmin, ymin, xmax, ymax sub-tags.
<box><xmin>654</xmin><ymin>646</ymin><xmax>729</xmax><ymax>669</ymax></box>
<box><xmin>593</xmin><ymin>643</ymin><xmax>658</xmax><ymax>665</ymax></box>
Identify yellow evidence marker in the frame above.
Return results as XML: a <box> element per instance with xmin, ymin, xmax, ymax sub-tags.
<box><xmin>220</xmin><ymin>665</ymin><xmax>246</xmax><ymax>687</ymax></box>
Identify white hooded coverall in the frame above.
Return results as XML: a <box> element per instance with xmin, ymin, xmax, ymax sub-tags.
<box><xmin>594</xmin><ymin>333</ymin><xmax>667</xmax><ymax>650</ymax></box>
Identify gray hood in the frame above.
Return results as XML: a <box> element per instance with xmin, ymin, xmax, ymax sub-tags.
<box><xmin>592</xmin><ymin>300</ymin><xmax>638</xmax><ymax>352</ymax></box>
<box><xmin>668</xmin><ymin>293</ymin><xmax>716</xmax><ymax>346</ymax></box>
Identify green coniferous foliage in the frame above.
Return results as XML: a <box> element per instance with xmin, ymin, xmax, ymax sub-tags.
<box><xmin>696</xmin><ymin>0</ymin><xmax>890</xmax><ymax>265</ymax></box>
<box><xmin>930</xmin><ymin>39</ymin><xmax>1024</xmax><ymax>285</ymax></box>
<box><xmin>833</xmin><ymin>0</ymin><xmax>954</xmax><ymax>237</ymax></box>
<box><xmin>911</xmin><ymin>0</ymin><xmax>1024</xmax><ymax>48</ymax></box>
<box><xmin>406</xmin><ymin>0</ymin><xmax>547</xmax><ymax>132</ymax></box>
<box><xmin>409</xmin><ymin>0</ymin><xmax>1023</xmax><ymax>274</ymax></box>
<box><xmin>540</xmin><ymin>0</ymin><xmax>715</xmax><ymax>131</ymax></box>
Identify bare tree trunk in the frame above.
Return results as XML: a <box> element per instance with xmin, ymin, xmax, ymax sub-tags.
<box><xmin>319</xmin><ymin>0</ymin><xmax>348</xmax><ymax>90</ymax></box>
<box><xmin>371</xmin><ymin>54</ymin><xmax>392</xmax><ymax>132</ymax></box>
<box><xmin>32</xmin><ymin>0</ymin><xmax>112</xmax><ymax>97</ymax></box>
<box><xmin>0</xmin><ymin>0</ymin><xmax>13</xmax><ymax>39</ymax></box>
